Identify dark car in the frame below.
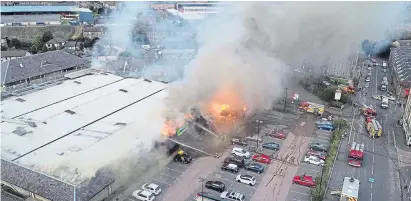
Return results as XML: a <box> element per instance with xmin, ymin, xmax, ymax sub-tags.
<box><xmin>173</xmin><ymin>153</ymin><xmax>192</xmax><ymax>164</ymax></box>
<box><xmin>231</xmin><ymin>137</ymin><xmax>248</xmax><ymax>146</ymax></box>
<box><xmin>244</xmin><ymin>162</ymin><xmax>264</xmax><ymax>174</ymax></box>
<box><xmin>262</xmin><ymin>142</ymin><xmax>280</xmax><ymax>151</ymax></box>
<box><xmin>205</xmin><ymin>181</ymin><xmax>225</xmax><ymax>192</ymax></box>
<box><xmin>224</xmin><ymin>156</ymin><xmax>245</xmax><ymax>168</ymax></box>
<box><xmin>221</xmin><ymin>163</ymin><xmax>239</xmax><ymax>173</ymax></box>
<box><xmin>310</xmin><ymin>143</ymin><xmax>328</xmax><ymax>152</ymax></box>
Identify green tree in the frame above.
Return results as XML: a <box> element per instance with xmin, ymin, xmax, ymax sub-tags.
<box><xmin>41</xmin><ymin>31</ymin><xmax>53</xmax><ymax>43</ymax></box>
<box><xmin>10</xmin><ymin>38</ymin><xmax>21</xmax><ymax>49</ymax></box>
<box><xmin>97</xmin><ymin>7</ymin><xmax>104</xmax><ymax>14</ymax></box>
<box><xmin>1</xmin><ymin>46</ymin><xmax>7</xmax><ymax>51</ymax></box>
<box><xmin>79</xmin><ymin>42</ymin><xmax>84</xmax><ymax>51</ymax></box>
<box><xmin>89</xmin><ymin>6</ymin><xmax>95</xmax><ymax>12</ymax></box>
<box><xmin>42</xmin><ymin>45</ymin><xmax>48</xmax><ymax>52</ymax></box>
<box><xmin>30</xmin><ymin>45</ymin><xmax>38</xmax><ymax>54</ymax></box>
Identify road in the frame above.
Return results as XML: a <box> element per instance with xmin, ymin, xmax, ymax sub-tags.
<box><xmin>326</xmin><ymin>57</ymin><xmax>404</xmax><ymax>201</ymax></box>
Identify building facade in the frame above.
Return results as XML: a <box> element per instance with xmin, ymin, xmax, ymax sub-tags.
<box><xmin>403</xmin><ymin>94</ymin><xmax>411</xmax><ymax>146</ymax></box>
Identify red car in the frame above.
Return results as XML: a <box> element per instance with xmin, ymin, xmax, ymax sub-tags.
<box><xmin>252</xmin><ymin>153</ymin><xmax>271</xmax><ymax>164</ymax></box>
<box><xmin>292</xmin><ymin>175</ymin><xmax>316</xmax><ymax>187</ymax></box>
<box><xmin>306</xmin><ymin>150</ymin><xmax>326</xmax><ymax>161</ymax></box>
<box><xmin>348</xmin><ymin>159</ymin><xmax>362</xmax><ymax>167</ymax></box>
<box><xmin>269</xmin><ymin>131</ymin><xmax>287</xmax><ymax>140</ymax></box>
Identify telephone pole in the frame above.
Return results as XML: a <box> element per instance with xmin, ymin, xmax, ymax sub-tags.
<box><xmin>284</xmin><ymin>88</ymin><xmax>288</xmax><ymax>112</ymax></box>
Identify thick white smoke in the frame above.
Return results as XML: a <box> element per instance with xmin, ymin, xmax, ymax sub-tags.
<box><xmin>69</xmin><ymin>1</ymin><xmax>408</xmax><ymax>182</ymax></box>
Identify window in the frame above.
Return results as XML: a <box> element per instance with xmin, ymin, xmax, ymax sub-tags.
<box><xmin>15</xmin><ymin>98</ymin><xmax>26</xmax><ymax>102</ymax></box>
<box><xmin>74</xmin><ymin>81</ymin><xmax>82</xmax><ymax>84</ymax></box>
<box><xmin>119</xmin><ymin>89</ymin><xmax>128</xmax><ymax>93</ymax></box>
<box><xmin>143</xmin><ymin>79</ymin><xmax>152</xmax><ymax>83</ymax></box>
<box><xmin>115</xmin><ymin>122</ymin><xmax>127</xmax><ymax>126</ymax></box>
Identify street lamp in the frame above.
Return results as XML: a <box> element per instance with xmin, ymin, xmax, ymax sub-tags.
<box><xmin>199</xmin><ymin>177</ymin><xmax>205</xmax><ymax>201</ymax></box>
<box><xmin>256</xmin><ymin>120</ymin><xmax>263</xmax><ymax>150</ymax></box>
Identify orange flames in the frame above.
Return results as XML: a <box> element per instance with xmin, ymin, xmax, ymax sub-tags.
<box><xmin>206</xmin><ymin>87</ymin><xmax>247</xmax><ymax>121</ymax></box>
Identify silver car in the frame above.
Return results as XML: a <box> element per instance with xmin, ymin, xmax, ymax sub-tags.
<box><xmin>365</xmin><ymin>83</ymin><xmax>370</xmax><ymax>88</ymax></box>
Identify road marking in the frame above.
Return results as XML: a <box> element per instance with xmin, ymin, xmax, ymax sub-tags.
<box><xmin>372</xmin><ymin>153</ymin><xmax>375</xmax><ymax>163</ymax></box>
<box><xmin>371</xmin><ymin>166</ymin><xmax>374</xmax><ymax>175</ymax></box>
<box><xmin>314</xmin><ymin>135</ymin><xmax>331</xmax><ymax>140</ymax></box>
<box><xmin>300</xmin><ymin>167</ymin><xmax>320</xmax><ymax>173</ymax></box>
<box><xmin>160</xmin><ymin>173</ymin><xmax>178</xmax><ymax>180</ymax></box>
<box><xmin>300</xmin><ymin>122</ymin><xmax>306</xmax><ymax>127</ymax></box>
<box><xmin>125</xmin><ymin>198</ymin><xmax>135</xmax><ymax>201</ymax></box>
<box><xmin>289</xmin><ymin>190</ymin><xmax>310</xmax><ymax>197</ymax></box>
<box><xmin>152</xmin><ymin>178</ymin><xmax>171</xmax><ymax>186</ymax></box>
<box><xmin>290</xmin><ymin>199</ymin><xmax>305</xmax><ymax>201</ymax></box>
<box><xmin>391</xmin><ymin>129</ymin><xmax>398</xmax><ymax>149</ymax></box>
<box><xmin>166</xmin><ymin>167</ymin><xmax>184</xmax><ymax>174</ymax></box>
<box><xmin>370</xmin><ymin>192</ymin><xmax>373</xmax><ymax>201</ymax></box>
<box><xmin>311</xmin><ymin>138</ymin><xmax>330</xmax><ymax>143</ymax></box>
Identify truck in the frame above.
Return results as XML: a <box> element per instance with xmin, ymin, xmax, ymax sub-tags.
<box><xmin>348</xmin><ymin>142</ymin><xmax>365</xmax><ymax>160</ymax></box>
<box><xmin>340</xmin><ymin>177</ymin><xmax>360</xmax><ymax>201</ymax></box>
<box><xmin>366</xmin><ymin>119</ymin><xmax>382</xmax><ymax>138</ymax></box>
<box><xmin>381</xmin><ymin>97</ymin><xmax>389</xmax><ymax>109</ymax></box>
<box><xmin>299</xmin><ymin>101</ymin><xmax>325</xmax><ymax>115</ymax></box>
<box><xmin>361</xmin><ymin>104</ymin><xmax>376</xmax><ymax>118</ymax></box>
<box><xmin>382</xmin><ymin>62</ymin><xmax>387</xmax><ymax>68</ymax></box>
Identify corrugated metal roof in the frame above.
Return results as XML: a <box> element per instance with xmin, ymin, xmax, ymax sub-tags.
<box><xmin>0</xmin><ymin>5</ymin><xmax>91</xmax><ymax>13</ymax></box>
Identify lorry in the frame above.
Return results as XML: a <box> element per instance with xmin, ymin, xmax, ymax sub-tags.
<box><xmin>382</xmin><ymin>62</ymin><xmax>387</xmax><ymax>68</ymax></box>
<box><xmin>381</xmin><ymin>97</ymin><xmax>389</xmax><ymax>109</ymax></box>
<box><xmin>366</xmin><ymin>119</ymin><xmax>383</xmax><ymax>138</ymax></box>
<box><xmin>348</xmin><ymin>142</ymin><xmax>365</xmax><ymax>160</ymax></box>
<box><xmin>299</xmin><ymin>101</ymin><xmax>325</xmax><ymax>115</ymax></box>
<box><xmin>340</xmin><ymin>177</ymin><xmax>360</xmax><ymax>201</ymax></box>
<box><xmin>361</xmin><ymin>104</ymin><xmax>376</xmax><ymax>118</ymax></box>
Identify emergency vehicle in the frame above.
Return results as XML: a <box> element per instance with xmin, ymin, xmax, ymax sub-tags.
<box><xmin>340</xmin><ymin>177</ymin><xmax>360</xmax><ymax>201</ymax></box>
<box><xmin>348</xmin><ymin>142</ymin><xmax>365</xmax><ymax>160</ymax></box>
<box><xmin>299</xmin><ymin>101</ymin><xmax>325</xmax><ymax>115</ymax></box>
<box><xmin>361</xmin><ymin>104</ymin><xmax>376</xmax><ymax>118</ymax></box>
<box><xmin>366</xmin><ymin>119</ymin><xmax>382</xmax><ymax>138</ymax></box>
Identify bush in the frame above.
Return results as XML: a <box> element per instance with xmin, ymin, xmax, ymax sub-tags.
<box><xmin>310</xmin><ymin>119</ymin><xmax>347</xmax><ymax>201</ymax></box>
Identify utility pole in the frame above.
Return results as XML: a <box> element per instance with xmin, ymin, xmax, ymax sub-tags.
<box><xmin>284</xmin><ymin>88</ymin><xmax>288</xmax><ymax>112</ymax></box>
<box><xmin>256</xmin><ymin>120</ymin><xmax>263</xmax><ymax>151</ymax></box>
<box><xmin>199</xmin><ymin>177</ymin><xmax>205</xmax><ymax>201</ymax></box>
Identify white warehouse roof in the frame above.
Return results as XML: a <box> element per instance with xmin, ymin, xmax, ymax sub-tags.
<box><xmin>1</xmin><ymin>72</ymin><xmax>168</xmax><ymax>184</ymax></box>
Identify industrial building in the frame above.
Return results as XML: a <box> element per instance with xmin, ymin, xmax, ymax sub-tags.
<box><xmin>1</xmin><ymin>70</ymin><xmax>169</xmax><ymax>201</ymax></box>
<box><xmin>0</xmin><ymin>5</ymin><xmax>93</xmax><ymax>24</ymax></box>
<box><xmin>0</xmin><ymin>14</ymin><xmax>62</xmax><ymax>26</ymax></box>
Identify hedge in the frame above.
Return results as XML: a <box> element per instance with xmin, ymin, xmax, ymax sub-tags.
<box><xmin>310</xmin><ymin>119</ymin><xmax>348</xmax><ymax>201</ymax></box>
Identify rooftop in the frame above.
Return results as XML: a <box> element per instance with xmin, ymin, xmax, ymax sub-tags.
<box><xmin>0</xmin><ymin>5</ymin><xmax>91</xmax><ymax>13</ymax></box>
<box><xmin>0</xmin><ymin>14</ymin><xmax>61</xmax><ymax>24</ymax></box>
<box><xmin>1</xmin><ymin>50</ymin><xmax>88</xmax><ymax>85</ymax></box>
<box><xmin>1</xmin><ymin>50</ymin><xmax>29</xmax><ymax>58</ymax></box>
<box><xmin>1</xmin><ymin>72</ymin><xmax>168</xmax><ymax>200</ymax></box>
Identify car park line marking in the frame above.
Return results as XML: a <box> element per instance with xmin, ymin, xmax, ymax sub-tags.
<box><xmin>290</xmin><ymin>198</ymin><xmax>305</xmax><ymax>201</ymax></box>
<box><xmin>125</xmin><ymin>198</ymin><xmax>136</xmax><ymax>201</ymax></box>
<box><xmin>289</xmin><ymin>190</ymin><xmax>310</xmax><ymax>197</ymax></box>
<box><xmin>152</xmin><ymin>178</ymin><xmax>171</xmax><ymax>186</ymax></box>
<box><xmin>310</xmin><ymin>138</ymin><xmax>329</xmax><ymax>143</ymax></box>
<box><xmin>166</xmin><ymin>167</ymin><xmax>184</xmax><ymax>174</ymax></box>
<box><xmin>300</xmin><ymin>167</ymin><xmax>320</xmax><ymax>173</ymax></box>
<box><xmin>160</xmin><ymin>172</ymin><xmax>179</xmax><ymax>180</ymax></box>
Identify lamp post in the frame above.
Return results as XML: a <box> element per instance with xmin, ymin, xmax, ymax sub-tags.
<box><xmin>256</xmin><ymin>120</ymin><xmax>263</xmax><ymax>150</ymax></box>
<box><xmin>199</xmin><ymin>177</ymin><xmax>205</xmax><ymax>201</ymax></box>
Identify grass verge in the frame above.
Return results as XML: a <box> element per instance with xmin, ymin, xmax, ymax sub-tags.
<box><xmin>310</xmin><ymin>119</ymin><xmax>348</xmax><ymax>201</ymax></box>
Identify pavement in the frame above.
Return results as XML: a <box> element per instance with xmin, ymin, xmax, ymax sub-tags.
<box><xmin>325</xmin><ymin>57</ymin><xmax>405</xmax><ymax>201</ymax></box>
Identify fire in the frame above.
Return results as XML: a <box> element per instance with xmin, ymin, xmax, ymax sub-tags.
<box><xmin>221</xmin><ymin>104</ymin><xmax>230</xmax><ymax>111</ymax></box>
<box><xmin>161</xmin><ymin>120</ymin><xmax>177</xmax><ymax>137</ymax></box>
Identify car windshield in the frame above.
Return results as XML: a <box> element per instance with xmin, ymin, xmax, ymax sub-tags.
<box><xmin>240</xmin><ymin>150</ymin><xmax>246</xmax><ymax>154</ymax></box>
<box><xmin>148</xmin><ymin>194</ymin><xmax>154</xmax><ymax>199</ymax></box>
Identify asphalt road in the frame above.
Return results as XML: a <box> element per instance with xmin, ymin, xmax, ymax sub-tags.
<box><xmin>326</xmin><ymin>57</ymin><xmax>403</xmax><ymax>201</ymax></box>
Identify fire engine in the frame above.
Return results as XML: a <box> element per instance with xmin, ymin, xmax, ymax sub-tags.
<box><xmin>361</xmin><ymin>104</ymin><xmax>376</xmax><ymax>118</ymax></box>
<box><xmin>366</xmin><ymin>119</ymin><xmax>382</xmax><ymax>138</ymax></box>
<box><xmin>348</xmin><ymin>142</ymin><xmax>364</xmax><ymax>160</ymax></box>
<box><xmin>299</xmin><ymin>101</ymin><xmax>325</xmax><ymax>115</ymax></box>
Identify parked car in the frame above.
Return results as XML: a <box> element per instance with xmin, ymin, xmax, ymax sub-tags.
<box><xmin>236</xmin><ymin>174</ymin><xmax>256</xmax><ymax>186</ymax></box>
<box><xmin>262</xmin><ymin>142</ymin><xmax>280</xmax><ymax>151</ymax></box>
<box><xmin>244</xmin><ymin>162</ymin><xmax>264</xmax><ymax>174</ymax></box>
<box><xmin>252</xmin><ymin>153</ymin><xmax>271</xmax><ymax>164</ymax></box>
<box><xmin>205</xmin><ymin>180</ymin><xmax>225</xmax><ymax>192</ymax></box>
<box><xmin>365</xmin><ymin>77</ymin><xmax>371</xmax><ymax>82</ymax></box>
<box><xmin>221</xmin><ymin>163</ymin><xmax>239</xmax><ymax>173</ymax></box>
<box><xmin>348</xmin><ymin>159</ymin><xmax>362</xmax><ymax>168</ymax></box>
<box><xmin>231</xmin><ymin>147</ymin><xmax>250</xmax><ymax>158</ymax></box>
<box><xmin>245</xmin><ymin>135</ymin><xmax>262</xmax><ymax>142</ymax></box>
<box><xmin>306</xmin><ymin>150</ymin><xmax>326</xmax><ymax>161</ymax></box>
<box><xmin>365</xmin><ymin>82</ymin><xmax>370</xmax><ymax>88</ymax></box>
<box><xmin>132</xmin><ymin>190</ymin><xmax>155</xmax><ymax>201</ymax></box>
<box><xmin>292</xmin><ymin>175</ymin><xmax>316</xmax><ymax>187</ymax></box>
<box><xmin>269</xmin><ymin>131</ymin><xmax>287</xmax><ymax>139</ymax></box>
<box><xmin>383</xmin><ymin>68</ymin><xmax>387</xmax><ymax>73</ymax></box>
<box><xmin>223</xmin><ymin>156</ymin><xmax>245</xmax><ymax>168</ymax></box>
<box><xmin>220</xmin><ymin>191</ymin><xmax>246</xmax><ymax>201</ymax></box>
<box><xmin>174</xmin><ymin>153</ymin><xmax>192</xmax><ymax>164</ymax></box>
<box><xmin>231</xmin><ymin>137</ymin><xmax>248</xmax><ymax>146</ymax></box>
<box><xmin>141</xmin><ymin>183</ymin><xmax>162</xmax><ymax>195</ymax></box>
<box><xmin>304</xmin><ymin>155</ymin><xmax>324</xmax><ymax>166</ymax></box>
<box><xmin>310</xmin><ymin>142</ymin><xmax>328</xmax><ymax>152</ymax></box>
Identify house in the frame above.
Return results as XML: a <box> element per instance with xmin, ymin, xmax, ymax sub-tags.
<box><xmin>83</xmin><ymin>26</ymin><xmax>105</xmax><ymax>39</ymax></box>
<box><xmin>0</xmin><ymin>50</ymin><xmax>89</xmax><ymax>91</ymax></box>
<box><xmin>45</xmin><ymin>37</ymin><xmax>66</xmax><ymax>49</ymax></box>
<box><xmin>1</xmin><ymin>50</ymin><xmax>31</xmax><ymax>61</ymax></box>
<box><xmin>64</xmin><ymin>41</ymin><xmax>83</xmax><ymax>50</ymax></box>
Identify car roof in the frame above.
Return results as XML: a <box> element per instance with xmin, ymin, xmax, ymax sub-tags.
<box><xmin>138</xmin><ymin>190</ymin><xmax>153</xmax><ymax>196</ymax></box>
<box><xmin>227</xmin><ymin>163</ymin><xmax>238</xmax><ymax>168</ymax></box>
<box><xmin>240</xmin><ymin>174</ymin><xmax>253</xmax><ymax>179</ymax></box>
<box><xmin>147</xmin><ymin>183</ymin><xmax>159</xmax><ymax>189</ymax></box>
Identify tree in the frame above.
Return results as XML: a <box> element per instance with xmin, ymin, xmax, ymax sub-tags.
<box><xmin>89</xmin><ymin>6</ymin><xmax>95</xmax><ymax>12</ymax></box>
<box><xmin>42</xmin><ymin>45</ymin><xmax>48</xmax><ymax>52</ymax></box>
<box><xmin>41</xmin><ymin>31</ymin><xmax>53</xmax><ymax>43</ymax></box>
<box><xmin>1</xmin><ymin>46</ymin><xmax>7</xmax><ymax>51</ymax></box>
<box><xmin>97</xmin><ymin>7</ymin><xmax>104</xmax><ymax>14</ymax></box>
<box><xmin>83</xmin><ymin>38</ymin><xmax>92</xmax><ymax>48</ymax></box>
<box><xmin>79</xmin><ymin>42</ymin><xmax>84</xmax><ymax>51</ymax></box>
<box><xmin>10</xmin><ymin>38</ymin><xmax>21</xmax><ymax>49</ymax></box>
<box><xmin>30</xmin><ymin>45</ymin><xmax>38</xmax><ymax>54</ymax></box>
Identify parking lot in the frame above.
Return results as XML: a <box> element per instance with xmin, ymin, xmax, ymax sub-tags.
<box><xmin>285</xmin><ymin>127</ymin><xmax>333</xmax><ymax>201</ymax></box>
<box><xmin>182</xmin><ymin>111</ymin><xmax>299</xmax><ymax>201</ymax></box>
